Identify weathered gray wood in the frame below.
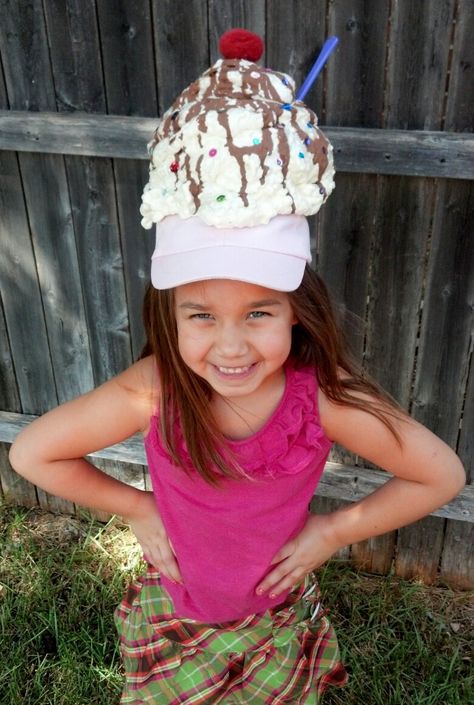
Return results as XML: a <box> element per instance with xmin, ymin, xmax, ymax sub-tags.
<box><xmin>1</xmin><ymin>111</ymin><xmax>473</xmax><ymax>179</ymax></box>
<box><xmin>266</xmin><ymin>0</ymin><xmax>326</xmax><ymax>116</ymax></box>
<box><xmin>318</xmin><ymin>172</ymin><xmax>376</xmax><ymax>359</ymax></box>
<box><xmin>0</xmin><ymin>149</ymin><xmax>58</xmax><ymax>413</ymax></box>
<box><xmin>0</xmin><ymin>299</ymin><xmax>20</xmax><ymax>412</ymax></box>
<box><xmin>65</xmin><ymin>155</ymin><xmax>133</xmax><ymax>383</ymax></box>
<box><xmin>365</xmin><ymin>176</ymin><xmax>433</xmax><ymax>407</ymax></box>
<box><xmin>326</xmin><ymin>0</ymin><xmax>390</xmax><ymax>127</ymax></box>
<box><xmin>96</xmin><ymin>2</ymin><xmax>158</xmax><ymax>360</ymax></box>
<box><xmin>350</xmin><ymin>532</ymin><xmax>396</xmax><ymax>577</ymax></box>
<box><xmin>394</xmin><ymin>515</ymin><xmax>446</xmax><ymax>584</ymax></box>
<box><xmin>152</xmin><ymin>0</ymin><xmax>209</xmax><ymax>113</ymax></box>
<box><xmin>457</xmin><ymin>345</ymin><xmax>473</xmax><ymax>485</ymax></box>
<box><xmin>96</xmin><ymin>0</ymin><xmax>158</xmax><ymax>119</ymax></box>
<box><xmin>43</xmin><ymin>0</ymin><xmax>104</xmax><ymax>113</ymax></box>
<box><xmin>385</xmin><ymin>0</ymin><xmax>456</xmax><ymax>130</ymax></box>
<box><xmin>1</xmin><ymin>411</ymin><xmax>472</xmax><ymax>524</ymax></box>
<box><xmin>18</xmin><ymin>151</ymin><xmax>94</xmax><ymax>402</ymax></box>
<box><xmin>112</xmin><ymin>158</ymin><xmax>152</xmax><ymax>360</ymax></box>
<box><xmin>445</xmin><ymin>0</ymin><xmax>474</xmax><ymax>132</ymax></box>
<box><xmin>208</xmin><ymin>0</ymin><xmax>266</xmax><ymax>63</ymax></box>
<box><xmin>0</xmin><ymin>0</ymin><xmax>55</xmax><ymax>111</ymax></box>
<box><xmin>439</xmin><ymin>519</ymin><xmax>474</xmax><ymax>590</ymax></box>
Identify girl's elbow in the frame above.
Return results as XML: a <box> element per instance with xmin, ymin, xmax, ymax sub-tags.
<box><xmin>9</xmin><ymin>434</ymin><xmax>33</xmax><ymax>478</ymax></box>
<box><xmin>446</xmin><ymin>456</ymin><xmax>466</xmax><ymax>497</ymax></box>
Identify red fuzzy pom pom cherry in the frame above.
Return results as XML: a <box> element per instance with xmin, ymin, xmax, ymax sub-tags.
<box><xmin>219</xmin><ymin>29</ymin><xmax>264</xmax><ymax>62</ymax></box>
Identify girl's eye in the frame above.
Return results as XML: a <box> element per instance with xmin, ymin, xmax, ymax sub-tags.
<box><xmin>248</xmin><ymin>311</ymin><xmax>269</xmax><ymax>319</ymax></box>
<box><xmin>190</xmin><ymin>313</ymin><xmax>213</xmax><ymax>320</ymax></box>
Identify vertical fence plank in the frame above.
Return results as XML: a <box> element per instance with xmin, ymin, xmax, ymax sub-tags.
<box><xmin>326</xmin><ymin>0</ymin><xmax>390</xmax><ymax>127</ymax></box>
<box><xmin>152</xmin><ymin>0</ymin><xmax>209</xmax><ymax>113</ymax></box>
<box><xmin>444</xmin><ymin>0</ymin><xmax>474</xmax><ymax>132</ymax></box>
<box><xmin>0</xmin><ymin>151</ymin><xmax>58</xmax><ymax>413</ymax></box>
<box><xmin>97</xmin><ymin>0</ymin><xmax>158</xmax><ymax>360</ymax></box>
<box><xmin>97</xmin><ymin>0</ymin><xmax>159</xmax><ymax>119</ymax></box>
<box><xmin>385</xmin><ymin>0</ymin><xmax>457</xmax><ymax>129</ymax></box>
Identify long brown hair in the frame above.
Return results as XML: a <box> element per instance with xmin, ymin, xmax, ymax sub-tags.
<box><xmin>141</xmin><ymin>265</ymin><xmax>405</xmax><ymax>484</ymax></box>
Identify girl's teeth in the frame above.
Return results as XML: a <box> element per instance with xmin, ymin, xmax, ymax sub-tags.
<box><xmin>218</xmin><ymin>365</ymin><xmax>251</xmax><ymax>374</ymax></box>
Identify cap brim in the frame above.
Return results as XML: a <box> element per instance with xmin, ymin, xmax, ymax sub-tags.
<box><xmin>151</xmin><ymin>246</ymin><xmax>306</xmax><ymax>292</ymax></box>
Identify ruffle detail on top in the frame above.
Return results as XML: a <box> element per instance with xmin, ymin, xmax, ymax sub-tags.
<box><xmin>148</xmin><ymin>363</ymin><xmax>330</xmax><ymax>481</ymax></box>
<box><xmin>227</xmin><ymin>364</ymin><xmax>328</xmax><ymax>479</ymax></box>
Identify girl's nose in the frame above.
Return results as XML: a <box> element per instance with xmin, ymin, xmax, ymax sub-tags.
<box><xmin>214</xmin><ymin>323</ymin><xmax>248</xmax><ymax>357</ymax></box>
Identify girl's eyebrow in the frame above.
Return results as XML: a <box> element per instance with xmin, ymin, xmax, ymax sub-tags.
<box><xmin>178</xmin><ymin>299</ymin><xmax>282</xmax><ymax>310</ymax></box>
<box><xmin>247</xmin><ymin>299</ymin><xmax>282</xmax><ymax>308</ymax></box>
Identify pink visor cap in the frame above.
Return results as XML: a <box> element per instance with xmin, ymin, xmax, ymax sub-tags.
<box><xmin>151</xmin><ymin>214</ymin><xmax>311</xmax><ymax>292</ymax></box>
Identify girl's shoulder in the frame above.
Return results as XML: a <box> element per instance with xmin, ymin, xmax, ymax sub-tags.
<box><xmin>114</xmin><ymin>355</ymin><xmax>160</xmax><ymax>434</ymax></box>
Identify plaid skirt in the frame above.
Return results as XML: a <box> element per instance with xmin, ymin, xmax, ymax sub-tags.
<box><xmin>114</xmin><ymin>566</ymin><xmax>348</xmax><ymax>704</ymax></box>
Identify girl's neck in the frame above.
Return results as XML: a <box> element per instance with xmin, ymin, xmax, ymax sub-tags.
<box><xmin>210</xmin><ymin>366</ymin><xmax>287</xmax><ymax>441</ymax></box>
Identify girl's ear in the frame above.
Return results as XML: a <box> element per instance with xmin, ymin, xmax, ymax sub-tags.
<box><xmin>292</xmin><ymin>315</ymin><xmax>299</xmax><ymax>325</ymax></box>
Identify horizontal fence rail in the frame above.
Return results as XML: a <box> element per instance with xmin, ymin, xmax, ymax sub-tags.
<box><xmin>1</xmin><ymin>411</ymin><xmax>472</xmax><ymax>524</ymax></box>
<box><xmin>0</xmin><ymin>111</ymin><xmax>473</xmax><ymax>180</ymax></box>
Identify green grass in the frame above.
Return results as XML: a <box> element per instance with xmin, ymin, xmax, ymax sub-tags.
<box><xmin>0</xmin><ymin>503</ymin><xmax>472</xmax><ymax>705</ymax></box>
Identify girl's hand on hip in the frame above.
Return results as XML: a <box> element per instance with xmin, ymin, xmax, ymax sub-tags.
<box><xmin>255</xmin><ymin>514</ymin><xmax>341</xmax><ymax>598</ymax></box>
<box><xmin>126</xmin><ymin>491</ymin><xmax>183</xmax><ymax>584</ymax></box>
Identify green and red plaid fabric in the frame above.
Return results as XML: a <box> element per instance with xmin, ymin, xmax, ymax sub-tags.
<box><xmin>115</xmin><ymin>566</ymin><xmax>348</xmax><ymax>704</ymax></box>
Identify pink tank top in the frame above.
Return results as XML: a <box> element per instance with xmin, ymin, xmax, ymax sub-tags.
<box><xmin>145</xmin><ymin>362</ymin><xmax>332</xmax><ymax>623</ymax></box>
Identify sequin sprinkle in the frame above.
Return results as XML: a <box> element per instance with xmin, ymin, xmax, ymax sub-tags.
<box><xmin>282</xmin><ymin>77</ymin><xmax>290</xmax><ymax>86</ymax></box>
<box><xmin>170</xmin><ymin>162</ymin><xmax>179</xmax><ymax>173</ymax></box>
<box><xmin>277</xmin><ymin>159</ymin><xmax>283</xmax><ymax>166</ymax></box>
<box><xmin>304</xmin><ymin>137</ymin><xmax>311</xmax><ymax>145</ymax></box>
<box><xmin>171</xmin><ymin>111</ymin><xmax>179</xmax><ymax>120</ymax></box>
<box><xmin>298</xmin><ymin>152</ymin><xmax>305</xmax><ymax>158</ymax></box>
<box><xmin>281</xmin><ymin>103</ymin><xmax>292</xmax><ymax>111</ymax></box>
<box><xmin>209</xmin><ymin>148</ymin><xmax>217</xmax><ymax>157</ymax></box>
<box><xmin>307</xmin><ymin>122</ymin><xmax>315</xmax><ymax>129</ymax></box>
<box><xmin>216</xmin><ymin>195</ymin><xmax>226</xmax><ymax>202</ymax></box>
<box><xmin>252</xmin><ymin>138</ymin><xmax>261</xmax><ymax>145</ymax></box>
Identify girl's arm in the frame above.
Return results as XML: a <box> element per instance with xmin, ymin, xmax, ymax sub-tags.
<box><xmin>256</xmin><ymin>390</ymin><xmax>466</xmax><ymax>597</ymax></box>
<box><xmin>9</xmin><ymin>357</ymin><xmax>183</xmax><ymax>583</ymax></box>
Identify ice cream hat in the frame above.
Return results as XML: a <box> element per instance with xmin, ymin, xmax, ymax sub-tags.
<box><xmin>140</xmin><ymin>29</ymin><xmax>338</xmax><ymax>292</ymax></box>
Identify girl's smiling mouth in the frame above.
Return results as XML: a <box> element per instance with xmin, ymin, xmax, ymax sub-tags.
<box><xmin>213</xmin><ymin>363</ymin><xmax>257</xmax><ymax>378</ymax></box>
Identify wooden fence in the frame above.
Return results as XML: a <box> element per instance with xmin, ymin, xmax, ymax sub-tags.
<box><xmin>0</xmin><ymin>0</ymin><xmax>473</xmax><ymax>589</ymax></box>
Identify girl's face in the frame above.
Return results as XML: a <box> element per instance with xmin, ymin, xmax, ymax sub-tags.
<box><xmin>174</xmin><ymin>279</ymin><xmax>297</xmax><ymax>400</ymax></box>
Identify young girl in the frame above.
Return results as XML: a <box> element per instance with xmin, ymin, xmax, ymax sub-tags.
<box><xmin>9</xmin><ymin>31</ymin><xmax>465</xmax><ymax>705</ymax></box>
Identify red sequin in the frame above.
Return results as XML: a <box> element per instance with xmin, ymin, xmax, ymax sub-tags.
<box><xmin>170</xmin><ymin>162</ymin><xmax>179</xmax><ymax>173</ymax></box>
